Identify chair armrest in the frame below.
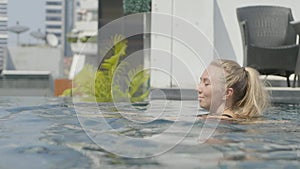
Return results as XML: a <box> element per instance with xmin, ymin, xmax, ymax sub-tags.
<box><xmin>290</xmin><ymin>20</ymin><xmax>300</xmax><ymax>34</ymax></box>
<box><xmin>239</xmin><ymin>20</ymin><xmax>249</xmax><ymax>46</ymax></box>
<box><xmin>295</xmin><ymin>53</ymin><xmax>300</xmax><ymax>75</ymax></box>
<box><xmin>290</xmin><ymin>21</ymin><xmax>300</xmax><ymax>75</ymax></box>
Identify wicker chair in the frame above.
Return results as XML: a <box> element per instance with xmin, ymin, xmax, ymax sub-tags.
<box><xmin>236</xmin><ymin>6</ymin><xmax>299</xmax><ymax>87</ymax></box>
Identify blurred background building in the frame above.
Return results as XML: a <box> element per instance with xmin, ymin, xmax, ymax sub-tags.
<box><xmin>68</xmin><ymin>0</ymin><xmax>98</xmax><ymax>79</ymax></box>
<box><xmin>0</xmin><ymin>0</ymin><xmax>7</xmax><ymax>74</ymax></box>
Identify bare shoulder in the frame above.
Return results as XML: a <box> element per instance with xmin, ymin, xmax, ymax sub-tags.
<box><xmin>198</xmin><ymin>115</ymin><xmax>236</xmax><ymax>121</ymax></box>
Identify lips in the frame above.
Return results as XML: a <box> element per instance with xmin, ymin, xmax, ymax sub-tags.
<box><xmin>198</xmin><ymin>96</ymin><xmax>204</xmax><ymax>101</ymax></box>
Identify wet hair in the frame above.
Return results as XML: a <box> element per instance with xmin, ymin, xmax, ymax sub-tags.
<box><xmin>211</xmin><ymin>59</ymin><xmax>270</xmax><ymax>118</ymax></box>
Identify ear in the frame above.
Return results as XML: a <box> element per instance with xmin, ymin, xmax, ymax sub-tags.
<box><xmin>225</xmin><ymin>88</ymin><xmax>234</xmax><ymax>100</ymax></box>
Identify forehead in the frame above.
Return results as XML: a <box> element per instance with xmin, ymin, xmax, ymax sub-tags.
<box><xmin>201</xmin><ymin>70</ymin><xmax>210</xmax><ymax>79</ymax></box>
<box><xmin>201</xmin><ymin>65</ymin><xmax>224</xmax><ymax>80</ymax></box>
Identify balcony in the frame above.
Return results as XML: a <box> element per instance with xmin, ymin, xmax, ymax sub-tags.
<box><xmin>70</xmin><ymin>42</ymin><xmax>97</xmax><ymax>56</ymax></box>
<box><xmin>79</xmin><ymin>0</ymin><xmax>98</xmax><ymax>10</ymax></box>
<box><xmin>74</xmin><ymin>21</ymin><xmax>97</xmax><ymax>31</ymax></box>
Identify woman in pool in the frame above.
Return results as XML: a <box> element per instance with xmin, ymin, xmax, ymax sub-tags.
<box><xmin>198</xmin><ymin>59</ymin><xmax>270</xmax><ymax>119</ymax></box>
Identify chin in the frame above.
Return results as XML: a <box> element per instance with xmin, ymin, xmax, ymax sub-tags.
<box><xmin>199</xmin><ymin>102</ymin><xmax>209</xmax><ymax>110</ymax></box>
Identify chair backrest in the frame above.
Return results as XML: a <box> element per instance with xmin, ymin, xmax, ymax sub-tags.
<box><xmin>237</xmin><ymin>6</ymin><xmax>296</xmax><ymax>47</ymax></box>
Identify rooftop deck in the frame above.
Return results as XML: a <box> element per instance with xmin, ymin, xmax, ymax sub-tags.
<box><xmin>151</xmin><ymin>87</ymin><xmax>300</xmax><ymax>104</ymax></box>
<box><xmin>151</xmin><ymin>76</ymin><xmax>300</xmax><ymax>104</ymax></box>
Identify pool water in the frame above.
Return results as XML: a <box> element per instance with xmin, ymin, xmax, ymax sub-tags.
<box><xmin>0</xmin><ymin>97</ymin><xmax>299</xmax><ymax>169</ymax></box>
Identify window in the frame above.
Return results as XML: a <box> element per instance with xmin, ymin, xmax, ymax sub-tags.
<box><xmin>0</xmin><ymin>21</ymin><xmax>7</xmax><ymax>27</ymax></box>
<box><xmin>0</xmin><ymin>38</ymin><xmax>7</xmax><ymax>44</ymax></box>
<box><xmin>46</xmin><ymin>16</ymin><xmax>61</xmax><ymax>21</ymax></box>
<box><xmin>46</xmin><ymin>9</ymin><xmax>61</xmax><ymax>14</ymax></box>
<box><xmin>46</xmin><ymin>25</ymin><xmax>61</xmax><ymax>29</ymax></box>
<box><xmin>46</xmin><ymin>1</ymin><xmax>62</xmax><ymax>6</ymax></box>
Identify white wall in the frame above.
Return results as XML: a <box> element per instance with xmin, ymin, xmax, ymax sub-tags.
<box><xmin>151</xmin><ymin>0</ymin><xmax>214</xmax><ymax>89</ymax></box>
<box><xmin>151</xmin><ymin>0</ymin><xmax>300</xmax><ymax>89</ymax></box>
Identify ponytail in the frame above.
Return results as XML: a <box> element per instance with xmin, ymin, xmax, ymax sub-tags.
<box><xmin>236</xmin><ymin>67</ymin><xmax>270</xmax><ymax>118</ymax></box>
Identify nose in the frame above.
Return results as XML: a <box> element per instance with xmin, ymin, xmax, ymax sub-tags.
<box><xmin>197</xmin><ymin>84</ymin><xmax>203</xmax><ymax>94</ymax></box>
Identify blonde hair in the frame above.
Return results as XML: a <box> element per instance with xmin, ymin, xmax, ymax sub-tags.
<box><xmin>211</xmin><ymin>59</ymin><xmax>270</xmax><ymax>118</ymax></box>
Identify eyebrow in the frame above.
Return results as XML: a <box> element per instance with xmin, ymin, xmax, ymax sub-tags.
<box><xmin>200</xmin><ymin>77</ymin><xmax>210</xmax><ymax>82</ymax></box>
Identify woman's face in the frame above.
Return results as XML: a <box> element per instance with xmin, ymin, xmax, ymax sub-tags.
<box><xmin>198</xmin><ymin>69</ymin><xmax>212</xmax><ymax>110</ymax></box>
<box><xmin>198</xmin><ymin>65</ymin><xmax>226</xmax><ymax>111</ymax></box>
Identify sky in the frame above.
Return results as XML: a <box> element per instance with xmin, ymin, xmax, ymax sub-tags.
<box><xmin>7</xmin><ymin>0</ymin><xmax>46</xmax><ymax>46</ymax></box>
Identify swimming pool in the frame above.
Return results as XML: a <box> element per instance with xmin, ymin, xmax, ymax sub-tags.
<box><xmin>0</xmin><ymin>96</ymin><xmax>299</xmax><ymax>169</ymax></box>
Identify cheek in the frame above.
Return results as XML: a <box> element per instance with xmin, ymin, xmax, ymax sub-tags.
<box><xmin>203</xmin><ymin>86</ymin><xmax>212</xmax><ymax>97</ymax></box>
<box><xmin>210</xmin><ymin>85</ymin><xmax>226</xmax><ymax>108</ymax></box>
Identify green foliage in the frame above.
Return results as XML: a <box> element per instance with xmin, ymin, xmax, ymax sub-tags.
<box><xmin>66</xmin><ymin>32</ymin><xmax>78</xmax><ymax>43</ymax></box>
<box><xmin>66</xmin><ymin>31</ymin><xmax>97</xmax><ymax>43</ymax></box>
<box><xmin>60</xmin><ymin>65</ymin><xmax>97</xmax><ymax>101</ymax></box>
<box><xmin>79</xmin><ymin>36</ymin><xmax>97</xmax><ymax>43</ymax></box>
<box><xmin>67</xmin><ymin>37</ymin><xmax>78</xmax><ymax>43</ymax></box>
<box><xmin>93</xmin><ymin>35</ymin><xmax>128</xmax><ymax>102</ymax></box>
<box><xmin>61</xmin><ymin>88</ymin><xmax>72</xmax><ymax>97</ymax></box>
<box><xmin>73</xmin><ymin>64</ymin><xmax>97</xmax><ymax>98</ymax></box>
<box><xmin>127</xmin><ymin>66</ymin><xmax>150</xmax><ymax>103</ymax></box>
<box><xmin>61</xmin><ymin>34</ymin><xmax>150</xmax><ymax>103</ymax></box>
<box><xmin>123</xmin><ymin>0</ymin><xmax>151</xmax><ymax>14</ymax></box>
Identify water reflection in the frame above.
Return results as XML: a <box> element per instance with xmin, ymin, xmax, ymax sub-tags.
<box><xmin>0</xmin><ymin>97</ymin><xmax>299</xmax><ymax>168</ymax></box>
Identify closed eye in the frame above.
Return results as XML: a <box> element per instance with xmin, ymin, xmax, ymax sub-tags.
<box><xmin>200</xmin><ymin>77</ymin><xmax>211</xmax><ymax>86</ymax></box>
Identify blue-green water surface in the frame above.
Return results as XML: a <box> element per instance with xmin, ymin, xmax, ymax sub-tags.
<box><xmin>0</xmin><ymin>97</ymin><xmax>299</xmax><ymax>169</ymax></box>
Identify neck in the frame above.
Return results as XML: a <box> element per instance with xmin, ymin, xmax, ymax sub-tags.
<box><xmin>222</xmin><ymin>108</ymin><xmax>237</xmax><ymax>119</ymax></box>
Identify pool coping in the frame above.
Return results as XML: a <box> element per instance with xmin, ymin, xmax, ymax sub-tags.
<box><xmin>151</xmin><ymin>87</ymin><xmax>300</xmax><ymax>104</ymax></box>
<box><xmin>266</xmin><ymin>87</ymin><xmax>300</xmax><ymax>104</ymax></box>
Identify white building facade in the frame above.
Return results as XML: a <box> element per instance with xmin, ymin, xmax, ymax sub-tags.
<box><xmin>68</xmin><ymin>0</ymin><xmax>98</xmax><ymax>79</ymax></box>
<box><xmin>45</xmin><ymin>0</ymin><xmax>63</xmax><ymax>40</ymax></box>
<box><xmin>0</xmin><ymin>0</ymin><xmax>7</xmax><ymax>73</ymax></box>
